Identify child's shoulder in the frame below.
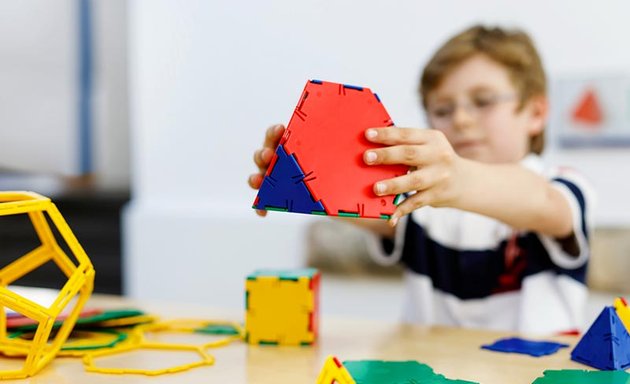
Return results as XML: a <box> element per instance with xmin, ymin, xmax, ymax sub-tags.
<box><xmin>545</xmin><ymin>163</ymin><xmax>594</xmax><ymax>198</ymax></box>
<box><xmin>521</xmin><ymin>154</ymin><xmax>592</xmax><ymax>189</ymax></box>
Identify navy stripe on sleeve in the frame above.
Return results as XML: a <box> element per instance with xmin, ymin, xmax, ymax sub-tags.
<box><xmin>399</xmin><ymin>219</ymin><xmax>587</xmax><ymax>300</ymax></box>
<box><xmin>552</xmin><ymin>177</ymin><xmax>588</xmax><ymax>239</ymax></box>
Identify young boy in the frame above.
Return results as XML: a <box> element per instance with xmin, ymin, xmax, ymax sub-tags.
<box><xmin>248</xmin><ymin>25</ymin><xmax>592</xmax><ymax>335</ymax></box>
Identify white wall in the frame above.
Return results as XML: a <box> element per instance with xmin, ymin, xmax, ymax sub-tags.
<box><xmin>125</xmin><ymin>0</ymin><xmax>630</xmax><ymax>307</ymax></box>
<box><xmin>0</xmin><ymin>1</ymin><xmax>130</xmax><ymax>190</ymax></box>
<box><xmin>0</xmin><ymin>1</ymin><xmax>76</xmax><ymax>175</ymax></box>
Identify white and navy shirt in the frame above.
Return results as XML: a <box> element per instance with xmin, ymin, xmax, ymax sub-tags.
<box><xmin>368</xmin><ymin>155</ymin><xmax>593</xmax><ymax>335</ymax></box>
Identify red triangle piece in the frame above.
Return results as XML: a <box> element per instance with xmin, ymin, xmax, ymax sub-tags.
<box><xmin>571</xmin><ymin>88</ymin><xmax>603</xmax><ymax>126</ymax></box>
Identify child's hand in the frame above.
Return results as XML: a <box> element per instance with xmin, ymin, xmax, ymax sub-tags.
<box><xmin>363</xmin><ymin>127</ymin><xmax>464</xmax><ymax>226</ymax></box>
<box><xmin>248</xmin><ymin>124</ymin><xmax>286</xmax><ymax>217</ymax></box>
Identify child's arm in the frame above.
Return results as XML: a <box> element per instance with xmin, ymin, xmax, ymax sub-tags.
<box><xmin>364</xmin><ymin>127</ymin><xmax>574</xmax><ymax>239</ymax></box>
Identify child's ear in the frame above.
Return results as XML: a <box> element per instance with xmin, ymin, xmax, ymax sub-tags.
<box><xmin>525</xmin><ymin>95</ymin><xmax>549</xmax><ymax>136</ymax></box>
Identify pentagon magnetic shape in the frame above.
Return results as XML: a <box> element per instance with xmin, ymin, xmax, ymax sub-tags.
<box><xmin>253</xmin><ymin>80</ymin><xmax>409</xmax><ymax>219</ymax></box>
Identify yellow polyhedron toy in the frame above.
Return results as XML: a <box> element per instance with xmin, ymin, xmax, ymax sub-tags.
<box><xmin>245</xmin><ymin>268</ymin><xmax>319</xmax><ymax>346</ymax></box>
<box><xmin>0</xmin><ymin>191</ymin><xmax>95</xmax><ymax>379</ymax></box>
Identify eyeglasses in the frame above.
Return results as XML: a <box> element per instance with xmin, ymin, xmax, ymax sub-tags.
<box><xmin>426</xmin><ymin>93</ymin><xmax>518</xmax><ymax>129</ymax></box>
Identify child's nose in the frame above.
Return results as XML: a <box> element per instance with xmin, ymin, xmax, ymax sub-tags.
<box><xmin>451</xmin><ymin>104</ymin><xmax>476</xmax><ymax>131</ymax></box>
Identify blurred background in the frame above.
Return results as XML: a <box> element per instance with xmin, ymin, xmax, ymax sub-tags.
<box><xmin>1</xmin><ymin>0</ymin><xmax>629</xmax><ymax>325</ymax></box>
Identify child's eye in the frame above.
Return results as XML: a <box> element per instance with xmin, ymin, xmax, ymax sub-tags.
<box><xmin>473</xmin><ymin>96</ymin><xmax>496</xmax><ymax>108</ymax></box>
<box><xmin>430</xmin><ymin>105</ymin><xmax>454</xmax><ymax>118</ymax></box>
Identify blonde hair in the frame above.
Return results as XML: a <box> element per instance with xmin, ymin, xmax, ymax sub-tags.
<box><xmin>420</xmin><ymin>25</ymin><xmax>547</xmax><ymax>154</ymax></box>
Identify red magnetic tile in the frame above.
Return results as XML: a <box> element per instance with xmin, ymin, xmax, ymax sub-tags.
<box><xmin>280</xmin><ymin>80</ymin><xmax>408</xmax><ymax>218</ymax></box>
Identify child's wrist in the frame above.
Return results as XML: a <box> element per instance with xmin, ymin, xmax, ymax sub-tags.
<box><xmin>449</xmin><ymin>156</ymin><xmax>475</xmax><ymax>210</ymax></box>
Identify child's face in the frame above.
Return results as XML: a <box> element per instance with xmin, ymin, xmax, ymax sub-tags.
<box><xmin>425</xmin><ymin>54</ymin><xmax>546</xmax><ymax>163</ymax></box>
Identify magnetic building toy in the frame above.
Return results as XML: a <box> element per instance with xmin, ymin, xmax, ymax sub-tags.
<box><xmin>571</xmin><ymin>297</ymin><xmax>630</xmax><ymax>370</ymax></box>
<box><xmin>245</xmin><ymin>269</ymin><xmax>320</xmax><ymax>346</ymax></box>
<box><xmin>253</xmin><ymin>80</ymin><xmax>408</xmax><ymax>219</ymax></box>
<box><xmin>0</xmin><ymin>191</ymin><xmax>95</xmax><ymax>379</ymax></box>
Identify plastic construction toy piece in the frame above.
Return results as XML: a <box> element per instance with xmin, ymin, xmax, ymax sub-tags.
<box><xmin>253</xmin><ymin>79</ymin><xmax>409</xmax><ymax>219</ymax></box>
<box><xmin>82</xmin><ymin>318</ymin><xmax>243</xmax><ymax>376</ymax></box>
<box><xmin>194</xmin><ymin>323</ymin><xmax>241</xmax><ymax>336</ymax></box>
<box><xmin>88</xmin><ymin>313</ymin><xmax>157</xmax><ymax>329</ymax></box>
<box><xmin>83</xmin><ymin>342</ymin><xmax>215</xmax><ymax>376</ymax></box>
<box><xmin>8</xmin><ymin>329</ymin><xmax>128</xmax><ymax>357</ymax></box>
<box><xmin>245</xmin><ymin>268</ymin><xmax>320</xmax><ymax>346</ymax></box>
<box><xmin>481</xmin><ymin>337</ymin><xmax>569</xmax><ymax>357</ymax></box>
<box><xmin>4</xmin><ymin>311</ymin><xmax>154</xmax><ymax>360</ymax></box>
<box><xmin>0</xmin><ymin>191</ymin><xmax>95</xmax><ymax>379</ymax></box>
<box><xmin>9</xmin><ymin>308</ymin><xmax>146</xmax><ymax>332</ymax></box>
<box><xmin>6</xmin><ymin>308</ymin><xmax>102</xmax><ymax>329</ymax></box>
<box><xmin>57</xmin><ymin>330</ymin><xmax>127</xmax><ymax>356</ymax></box>
<box><xmin>5</xmin><ymin>315</ymin><xmax>242</xmax><ymax>376</ymax></box>
<box><xmin>74</xmin><ymin>309</ymin><xmax>147</xmax><ymax>328</ymax></box>
<box><xmin>252</xmin><ymin>145</ymin><xmax>325</xmax><ymax>214</ymax></box>
<box><xmin>571</xmin><ymin>306</ymin><xmax>630</xmax><ymax>370</ymax></box>
<box><xmin>316</xmin><ymin>355</ymin><xmax>356</xmax><ymax>384</ymax></box>
<box><xmin>532</xmin><ymin>369</ymin><xmax>630</xmax><ymax>384</ymax></box>
<box><xmin>138</xmin><ymin>319</ymin><xmax>245</xmax><ymax>349</ymax></box>
<box><xmin>614</xmin><ymin>297</ymin><xmax>630</xmax><ymax>333</ymax></box>
<box><xmin>316</xmin><ymin>355</ymin><xmax>478</xmax><ymax>384</ymax></box>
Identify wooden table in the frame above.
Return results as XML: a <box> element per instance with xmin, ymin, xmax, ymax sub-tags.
<box><xmin>1</xmin><ymin>293</ymin><xmax>591</xmax><ymax>383</ymax></box>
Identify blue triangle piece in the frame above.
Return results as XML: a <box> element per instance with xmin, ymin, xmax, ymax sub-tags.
<box><xmin>481</xmin><ymin>337</ymin><xmax>569</xmax><ymax>357</ymax></box>
<box><xmin>253</xmin><ymin>145</ymin><xmax>325</xmax><ymax>215</ymax></box>
<box><xmin>571</xmin><ymin>306</ymin><xmax>630</xmax><ymax>370</ymax></box>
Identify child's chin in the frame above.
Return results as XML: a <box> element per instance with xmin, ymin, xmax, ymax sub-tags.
<box><xmin>459</xmin><ymin>150</ymin><xmax>511</xmax><ymax>164</ymax></box>
<box><xmin>455</xmin><ymin>147</ymin><xmax>486</xmax><ymax>161</ymax></box>
<box><xmin>460</xmin><ymin>150</ymin><xmax>522</xmax><ymax>164</ymax></box>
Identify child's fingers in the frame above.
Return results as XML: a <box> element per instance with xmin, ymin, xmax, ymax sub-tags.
<box><xmin>250</xmin><ymin>124</ymin><xmax>284</xmax><ymax>219</ymax></box>
<box><xmin>263</xmin><ymin>124</ymin><xmax>285</xmax><ymax>148</ymax></box>
<box><xmin>253</xmin><ymin>147</ymin><xmax>274</xmax><ymax>171</ymax></box>
<box><xmin>249</xmin><ymin>174</ymin><xmax>267</xmax><ymax>216</ymax></box>
<box><xmin>373</xmin><ymin>169</ymin><xmax>439</xmax><ymax>197</ymax></box>
<box><xmin>388</xmin><ymin>192</ymin><xmax>432</xmax><ymax>227</ymax></box>
<box><xmin>254</xmin><ymin>125</ymin><xmax>283</xmax><ymax>171</ymax></box>
<box><xmin>365</xmin><ymin>127</ymin><xmax>432</xmax><ymax>145</ymax></box>
<box><xmin>364</xmin><ymin>144</ymin><xmax>431</xmax><ymax>166</ymax></box>
<box><xmin>248</xmin><ymin>173</ymin><xmax>264</xmax><ymax>189</ymax></box>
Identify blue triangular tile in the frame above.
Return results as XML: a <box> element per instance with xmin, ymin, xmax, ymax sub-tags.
<box><xmin>481</xmin><ymin>337</ymin><xmax>568</xmax><ymax>357</ymax></box>
<box><xmin>253</xmin><ymin>145</ymin><xmax>325</xmax><ymax>215</ymax></box>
